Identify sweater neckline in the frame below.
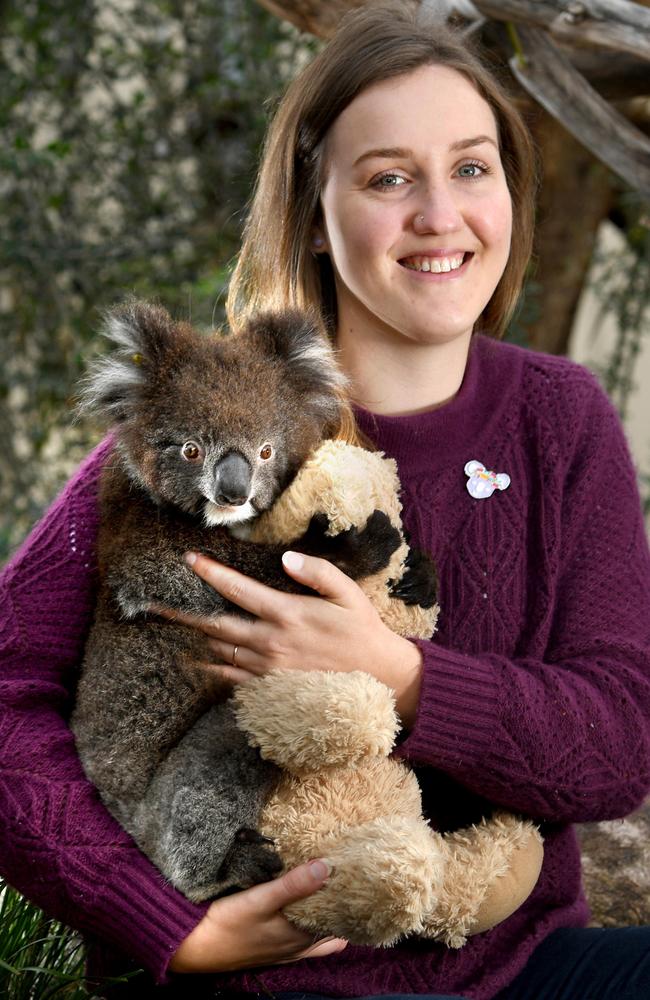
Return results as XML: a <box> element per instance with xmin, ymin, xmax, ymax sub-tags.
<box><xmin>352</xmin><ymin>334</ymin><xmax>503</xmax><ymax>462</ymax></box>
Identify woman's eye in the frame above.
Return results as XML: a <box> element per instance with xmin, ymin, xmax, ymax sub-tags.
<box><xmin>181</xmin><ymin>441</ymin><xmax>203</xmax><ymax>462</ymax></box>
<box><xmin>457</xmin><ymin>161</ymin><xmax>489</xmax><ymax>179</ymax></box>
<box><xmin>371</xmin><ymin>172</ymin><xmax>408</xmax><ymax>190</ymax></box>
<box><xmin>260</xmin><ymin>444</ymin><xmax>273</xmax><ymax>460</ymax></box>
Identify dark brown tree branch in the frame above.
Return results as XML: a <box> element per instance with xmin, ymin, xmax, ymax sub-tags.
<box><xmin>255</xmin><ymin>0</ymin><xmax>360</xmax><ymax>37</ymax></box>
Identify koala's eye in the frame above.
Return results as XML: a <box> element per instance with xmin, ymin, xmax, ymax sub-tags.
<box><xmin>259</xmin><ymin>444</ymin><xmax>273</xmax><ymax>461</ymax></box>
<box><xmin>181</xmin><ymin>441</ymin><xmax>203</xmax><ymax>462</ymax></box>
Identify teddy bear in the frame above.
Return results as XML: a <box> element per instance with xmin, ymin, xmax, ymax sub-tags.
<box><xmin>231</xmin><ymin>439</ymin><xmax>544</xmax><ymax>947</ymax></box>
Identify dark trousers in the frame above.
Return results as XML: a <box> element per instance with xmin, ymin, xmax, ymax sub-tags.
<box><xmin>496</xmin><ymin>926</ymin><xmax>650</xmax><ymax>999</ymax></box>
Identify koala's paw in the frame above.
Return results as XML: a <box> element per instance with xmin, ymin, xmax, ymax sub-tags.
<box><xmin>300</xmin><ymin>510</ymin><xmax>401</xmax><ymax>580</ymax></box>
<box><xmin>112</xmin><ymin>563</ymin><xmax>231</xmax><ymax>620</ymax></box>
<box><xmin>218</xmin><ymin>828</ymin><xmax>284</xmax><ymax>891</ymax></box>
<box><xmin>389</xmin><ymin>547</ymin><xmax>438</xmax><ymax>608</ymax></box>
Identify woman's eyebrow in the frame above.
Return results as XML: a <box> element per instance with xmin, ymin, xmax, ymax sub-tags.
<box><xmin>352</xmin><ymin>146</ymin><xmax>412</xmax><ymax>167</ymax></box>
<box><xmin>352</xmin><ymin>135</ymin><xmax>498</xmax><ymax>167</ymax></box>
<box><xmin>449</xmin><ymin>134</ymin><xmax>498</xmax><ymax>152</ymax></box>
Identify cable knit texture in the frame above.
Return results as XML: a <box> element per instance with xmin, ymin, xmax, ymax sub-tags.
<box><xmin>1</xmin><ymin>335</ymin><xmax>649</xmax><ymax>999</ymax></box>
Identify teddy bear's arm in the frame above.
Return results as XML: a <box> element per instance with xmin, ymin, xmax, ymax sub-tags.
<box><xmin>296</xmin><ymin>511</ymin><xmax>402</xmax><ymax>580</ymax></box>
<box><xmin>234</xmin><ymin>670</ymin><xmax>399</xmax><ymax>773</ymax></box>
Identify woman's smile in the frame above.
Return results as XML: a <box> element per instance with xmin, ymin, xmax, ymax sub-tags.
<box><xmin>398</xmin><ymin>251</ymin><xmax>473</xmax><ymax>277</ymax></box>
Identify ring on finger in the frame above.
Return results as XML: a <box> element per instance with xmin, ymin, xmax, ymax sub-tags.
<box><xmin>232</xmin><ymin>644</ymin><xmax>239</xmax><ymax>667</ymax></box>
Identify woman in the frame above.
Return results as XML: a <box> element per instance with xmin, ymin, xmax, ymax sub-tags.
<box><xmin>1</xmin><ymin>3</ymin><xmax>649</xmax><ymax>998</ymax></box>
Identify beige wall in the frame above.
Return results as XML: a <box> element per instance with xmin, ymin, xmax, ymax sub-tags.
<box><xmin>569</xmin><ymin>220</ymin><xmax>650</xmax><ymax>527</ymax></box>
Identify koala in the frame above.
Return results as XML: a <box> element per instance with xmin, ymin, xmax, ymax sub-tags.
<box><xmin>71</xmin><ymin>301</ymin><xmax>405</xmax><ymax>902</ymax></box>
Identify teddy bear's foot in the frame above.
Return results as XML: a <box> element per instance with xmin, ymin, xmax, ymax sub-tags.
<box><xmin>421</xmin><ymin>813</ymin><xmax>543</xmax><ymax>948</ymax></box>
<box><xmin>233</xmin><ymin>670</ymin><xmax>399</xmax><ymax>773</ymax></box>
<box><xmin>282</xmin><ymin>815</ymin><xmax>445</xmax><ymax>947</ymax></box>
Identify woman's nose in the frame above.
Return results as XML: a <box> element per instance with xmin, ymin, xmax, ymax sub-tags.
<box><xmin>413</xmin><ymin>185</ymin><xmax>463</xmax><ymax>235</ymax></box>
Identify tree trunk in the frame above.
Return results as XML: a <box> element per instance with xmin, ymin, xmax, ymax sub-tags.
<box><xmin>527</xmin><ymin>110</ymin><xmax>615</xmax><ymax>355</ymax></box>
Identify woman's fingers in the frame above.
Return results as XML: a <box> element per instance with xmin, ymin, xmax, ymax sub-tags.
<box><xmin>151</xmin><ymin>604</ymin><xmax>244</xmax><ymax>634</ymax></box>
<box><xmin>251</xmin><ymin>858</ymin><xmax>333</xmax><ymax>914</ymax></box>
<box><xmin>204</xmin><ymin>638</ymin><xmax>260</xmax><ymax>674</ymax></box>
<box><xmin>195</xmin><ymin>661</ymin><xmax>254</xmax><ymax>686</ymax></box>
<box><xmin>185</xmin><ymin>552</ymin><xmax>288</xmax><ymax>619</ymax></box>
<box><xmin>276</xmin><ymin>936</ymin><xmax>349</xmax><ymax>963</ymax></box>
<box><xmin>170</xmin><ymin>858</ymin><xmax>345</xmax><ymax>975</ymax></box>
<box><xmin>281</xmin><ymin>550</ymin><xmax>355</xmax><ymax>604</ymax></box>
<box><xmin>184</xmin><ymin>550</ymin><xmax>358</xmax><ymax>617</ymax></box>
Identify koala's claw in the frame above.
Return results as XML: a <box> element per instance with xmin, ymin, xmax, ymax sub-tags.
<box><xmin>218</xmin><ymin>828</ymin><xmax>283</xmax><ymax>891</ymax></box>
<box><xmin>389</xmin><ymin>547</ymin><xmax>438</xmax><ymax>607</ymax></box>
<box><xmin>234</xmin><ymin>827</ymin><xmax>275</xmax><ymax>847</ymax></box>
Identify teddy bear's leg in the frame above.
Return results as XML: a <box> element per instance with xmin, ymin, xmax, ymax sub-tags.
<box><xmin>420</xmin><ymin>813</ymin><xmax>544</xmax><ymax>948</ymax></box>
<box><xmin>233</xmin><ymin>670</ymin><xmax>399</xmax><ymax>773</ymax></box>
<box><xmin>283</xmin><ymin>815</ymin><xmax>445</xmax><ymax>947</ymax></box>
<box><xmin>258</xmin><ymin>757</ymin><xmax>446</xmax><ymax>946</ymax></box>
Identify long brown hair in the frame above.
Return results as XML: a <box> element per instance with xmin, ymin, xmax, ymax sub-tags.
<box><xmin>227</xmin><ymin>1</ymin><xmax>537</xmax><ymax>434</ymax></box>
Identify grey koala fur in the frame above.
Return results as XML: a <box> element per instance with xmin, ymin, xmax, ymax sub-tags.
<box><xmin>71</xmin><ymin>301</ymin><xmax>405</xmax><ymax>902</ymax></box>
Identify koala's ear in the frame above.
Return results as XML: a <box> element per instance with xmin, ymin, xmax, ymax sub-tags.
<box><xmin>246</xmin><ymin>309</ymin><xmax>348</xmax><ymax>398</ymax></box>
<box><xmin>78</xmin><ymin>300</ymin><xmax>175</xmax><ymax>424</ymax></box>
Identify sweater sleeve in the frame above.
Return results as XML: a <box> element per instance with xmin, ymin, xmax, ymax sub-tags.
<box><xmin>0</xmin><ymin>438</ymin><xmax>207</xmax><ymax>984</ymax></box>
<box><xmin>397</xmin><ymin>376</ymin><xmax>650</xmax><ymax>825</ymax></box>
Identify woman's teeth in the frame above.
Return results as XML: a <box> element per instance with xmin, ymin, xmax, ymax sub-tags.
<box><xmin>401</xmin><ymin>254</ymin><xmax>466</xmax><ymax>273</ymax></box>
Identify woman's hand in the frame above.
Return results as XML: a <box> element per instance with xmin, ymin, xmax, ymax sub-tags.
<box><xmin>169</xmin><ymin>859</ymin><xmax>347</xmax><ymax>974</ymax></box>
<box><xmin>162</xmin><ymin>549</ymin><xmax>423</xmax><ymax>729</ymax></box>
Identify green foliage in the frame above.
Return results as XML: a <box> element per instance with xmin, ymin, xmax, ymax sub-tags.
<box><xmin>0</xmin><ymin>877</ymin><xmax>138</xmax><ymax>998</ymax></box>
<box><xmin>0</xmin><ymin>0</ymin><xmax>316</xmax><ymax>561</ymax></box>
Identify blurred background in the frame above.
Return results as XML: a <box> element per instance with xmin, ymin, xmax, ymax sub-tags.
<box><xmin>0</xmin><ymin>1</ymin><xmax>648</xmax><ymax>995</ymax></box>
<box><xmin>0</xmin><ymin>0</ymin><xmax>649</xmax><ymax>562</ymax></box>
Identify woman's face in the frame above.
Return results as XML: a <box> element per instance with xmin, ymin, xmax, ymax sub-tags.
<box><xmin>316</xmin><ymin>64</ymin><xmax>513</xmax><ymax>349</ymax></box>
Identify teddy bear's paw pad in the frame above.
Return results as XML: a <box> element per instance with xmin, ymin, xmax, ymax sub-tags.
<box><xmin>285</xmin><ymin>815</ymin><xmax>444</xmax><ymax>946</ymax></box>
<box><xmin>216</xmin><ymin>827</ymin><xmax>284</xmax><ymax>891</ymax></box>
<box><xmin>233</xmin><ymin>670</ymin><xmax>399</xmax><ymax>771</ymax></box>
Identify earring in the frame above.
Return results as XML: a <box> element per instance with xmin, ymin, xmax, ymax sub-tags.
<box><xmin>312</xmin><ymin>236</ymin><xmax>325</xmax><ymax>248</ymax></box>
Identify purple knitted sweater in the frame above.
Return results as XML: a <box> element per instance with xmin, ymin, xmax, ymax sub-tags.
<box><xmin>1</xmin><ymin>334</ymin><xmax>649</xmax><ymax>999</ymax></box>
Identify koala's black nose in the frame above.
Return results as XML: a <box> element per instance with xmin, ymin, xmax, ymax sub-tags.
<box><xmin>213</xmin><ymin>451</ymin><xmax>252</xmax><ymax>506</ymax></box>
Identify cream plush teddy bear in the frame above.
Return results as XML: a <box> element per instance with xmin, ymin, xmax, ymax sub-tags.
<box><xmin>232</xmin><ymin>440</ymin><xmax>543</xmax><ymax>948</ymax></box>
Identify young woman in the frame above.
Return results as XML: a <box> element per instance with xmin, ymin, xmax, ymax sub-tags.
<box><xmin>1</xmin><ymin>3</ymin><xmax>649</xmax><ymax>999</ymax></box>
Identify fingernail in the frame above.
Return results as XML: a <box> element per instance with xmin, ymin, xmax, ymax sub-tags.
<box><xmin>308</xmin><ymin>858</ymin><xmax>332</xmax><ymax>881</ymax></box>
<box><xmin>184</xmin><ymin>552</ymin><xmax>197</xmax><ymax>566</ymax></box>
<box><xmin>282</xmin><ymin>551</ymin><xmax>304</xmax><ymax>572</ymax></box>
